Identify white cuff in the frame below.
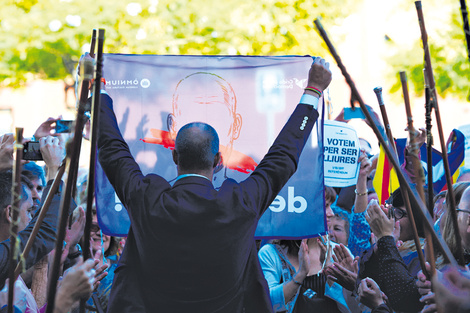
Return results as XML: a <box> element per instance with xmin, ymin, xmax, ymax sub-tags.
<box><xmin>299</xmin><ymin>94</ymin><xmax>319</xmax><ymax>110</ymax></box>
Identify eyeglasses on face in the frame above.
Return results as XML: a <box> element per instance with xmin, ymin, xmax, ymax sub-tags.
<box><xmin>456</xmin><ymin>208</ymin><xmax>470</xmax><ymax>214</ymax></box>
<box><xmin>393</xmin><ymin>207</ymin><xmax>407</xmax><ymax>220</ymax></box>
<box><xmin>384</xmin><ymin>203</ymin><xmax>407</xmax><ymax>220</ymax></box>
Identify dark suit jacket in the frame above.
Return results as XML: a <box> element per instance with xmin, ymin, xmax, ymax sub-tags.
<box><xmin>98</xmin><ymin>94</ymin><xmax>319</xmax><ymax>313</ymax></box>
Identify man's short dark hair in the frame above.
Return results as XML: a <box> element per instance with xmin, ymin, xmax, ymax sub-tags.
<box><xmin>175</xmin><ymin>122</ymin><xmax>219</xmax><ymax>171</ymax></box>
<box><xmin>23</xmin><ymin>162</ymin><xmax>46</xmax><ymax>186</ymax></box>
<box><xmin>0</xmin><ymin>170</ymin><xmax>31</xmax><ymax>210</ymax></box>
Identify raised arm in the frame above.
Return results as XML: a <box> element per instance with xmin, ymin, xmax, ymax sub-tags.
<box><xmin>354</xmin><ymin>152</ymin><xmax>372</xmax><ymax>214</ymax></box>
<box><xmin>242</xmin><ymin>57</ymin><xmax>332</xmax><ymax>215</ymax></box>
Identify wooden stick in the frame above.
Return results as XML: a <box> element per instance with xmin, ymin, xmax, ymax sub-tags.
<box><xmin>83</xmin><ymin>28</ymin><xmax>105</xmax><ymax>260</ymax></box>
<box><xmin>314</xmin><ymin>18</ymin><xmax>457</xmax><ymax>266</ymax></box>
<box><xmin>7</xmin><ymin>128</ymin><xmax>23</xmax><ymax>313</ymax></box>
<box><xmin>400</xmin><ymin>71</ymin><xmax>435</xmax><ymax>277</ymax></box>
<box><xmin>459</xmin><ymin>0</ymin><xmax>470</xmax><ymax>63</ymax></box>
<box><xmin>89</xmin><ymin>29</ymin><xmax>97</xmax><ymax>59</ymax></box>
<box><xmin>424</xmin><ymin>69</ymin><xmax>434</xmax><ymax>218</ymax></box>
<box><xmin>79</xmin><ymin>29</ymin><xmax>105</xmax><ymax>313</ymax></box>
<box><xmin>415</xmin><ymin>1</ymin><xmax>465</xmax><ymax>265</ymax></box>
<box><xmin>374</xmin><ymin>87</ymin><xmax>396</xmax><ymax>152</ymax></box>
<box><xmin>45</xmin><ymin>57</ymin><xmax>94</xmax><ymax>313</ymax></box>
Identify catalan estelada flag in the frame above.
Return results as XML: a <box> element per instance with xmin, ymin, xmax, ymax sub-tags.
<box><xmin>373</xmin><ymin>129</ymin><xmax>465</xmax><ymax>204</ymax></box>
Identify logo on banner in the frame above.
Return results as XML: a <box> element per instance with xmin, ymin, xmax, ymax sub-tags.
<box><xmin>107</xmin><ymin>78</ymin><xmax>151</xmax><ymax>89</ymax></box>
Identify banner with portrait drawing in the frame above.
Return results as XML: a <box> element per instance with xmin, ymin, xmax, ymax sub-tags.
<box><xmin>323</xmin><ymin>120</ymin><xmax>360</xmax><ymax>187</ymax></box>
<box><xmin>95</xmin><ymin>54</ymin><xmax>326</xmax><ymax>239</ymax></box>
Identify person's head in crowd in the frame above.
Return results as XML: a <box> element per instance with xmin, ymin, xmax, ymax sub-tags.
<box><xmin>277</xmin><ymin>240</ymin><xmax>301</xmax><ymax>257</ymax></box>
<box><xmin>386</xmin><ymin>187</ymin><xmax>429</xmax><ymax>241</ymax></box>
<box><xmin>441</xmin><ymin>182</ymin><xmax>470</xmax><ymax>263</ymax></box>
<box><xmin>90</xmin><ymin>210</ymin><xmax>119</xmax><ymax>261</ymax></box>
<box><xmin>325</xmin><ymin>186</ymin><xmax>337</xmax><ymax>225</ymax></box>
<box><xmin>433</xmin><ymin>190</ymin><xmax>447</xmax><ymax>222</ymax></box>
<box><xmin>359</xmin><ymin>138</ymin><xmax>373</xmax><ymax>158</ymax></box>
<box><xmin>0</xmin><ymin>170</ymin><xmax>34</xmax><ymax>240</ymax></box>
<box><xmin>173</xmin><ymin>122</ymin><xmax>221</xmax><ymax>176</ymax></box>
<box><xmin>76</xmin><ymin>173</ymin><xmax>88</xmax><ymax>206</ymax></box>
<box><xmin>169</xmin><ymin>72</ymin><xmax>241</xmax><ymax>172</ymax></box>
<box><xmin>22</xmin><ymin>162</ymin><xmax>46</xmax><ymax>211</ymax></box>
<box><xmin>457</xmin><ymin>168</ymin><xmax>470</xmax><ymax>183</ymax></box>
<box><xmin>328</xmin><ymin>212</ymin><xmax>350</xmax><ymax>246</ymax></box>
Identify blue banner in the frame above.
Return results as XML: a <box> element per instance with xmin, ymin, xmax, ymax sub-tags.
<box><xmin>95</xmin><ymin>54</ymin><xmax>326</xmax><ymax>239</ymax></box>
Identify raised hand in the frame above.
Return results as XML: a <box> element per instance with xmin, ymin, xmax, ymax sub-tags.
<box><xmin>296</xmin><ymin>239</ymin><xmax>310</xmax><ymax>281</ymax></box>
<box><xmin>0</xmin><ymin>133</ymin><xmax>14</xmax><ymax>170</ymax></box>
<box><xmin>358</xmin><ymin>277</ymin><xmax>387</xmax><ymax>309</ymax></box>
<box><xmin>433</xmin><ymin>266</ymin><xmax>470</xmax><ymax>313</ymax></box>
<box><xmin>365</xmin><ymin>199</ymin><xmax>395</xmax><ymax>240</ymax></box>
<box><xmin>33</xmin><ymin>117</ymin><xmax>61</xmax><ymax>139</ymax></box>
<box><xmin>324</xmin><ymin>262</ymin><xmax>357</xmax><ymax>291</ymax></box>
<box><xmin>307</xmin><ymin>57</ymin><xmax>332</xmax><ymax>92</ymax></box>
<box><xmin>39</xmin><ymin>135</ymin><xmax>65</xmax><ymax>180</ymax></box>
<box><xmin>332</xmin><ymin>244</ymin><xmax>358</xmax><ymax>273</ymax></box>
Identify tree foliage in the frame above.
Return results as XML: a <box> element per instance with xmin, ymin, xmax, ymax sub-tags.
<box><xmin>0</xmin><ymin>0</ymin><xmax>352</xmax><ymax>87</ymax></box>
<box><xmin>386</xmin><ymin>1</ymin><xmax>470</xmax><ymax>101</ymax></box>
<box><xmin>2</xmin><ymin>0</ymin><xmax>468</xmax><ymax>101</ymax></box>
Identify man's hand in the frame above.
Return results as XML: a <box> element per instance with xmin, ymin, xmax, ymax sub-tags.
<box><xmin>433</xmin><ymin>266</ymin><xmax>470</xmax><ymax>313</ymax></box>
<box><xmin>40</xmin><ymin>136</ymin><xmax>65</xmax><ymax>180</ymax></box>
<box><xmin>417</xmin><ymin>262</ymin><xmax>432</xmax><ymax>296</ymax></box>
<box><xmin>0</xmin><ymin>133</ymin><xmax>14</xmax><ymax>171</ymax></box>
<box><xmin>417</xmin><ymin>263</ymin><xmax>436</xmax><ymax>313</ymax></box>
<box><xmin>324</xmin><ymin>244</ymin><xmax>358</xmax><ymax>291</ymax></box>
<box><xmin>306</xmin><ymin>57</ymin><xmax>332</xmax><ymax>93</ymax></box>
<box><xmin>332</xmin><ymin>244</ymin><xmax>358</xmax><ymax>273</ymax></box>
<box><xmin>324</xmin><ymin>263</ymin><xmax>357</xmax><ymax>291</ymax></box>
<box><xmin>33</xmin><ymin>117</ymin><xmax>62</xmax><ymax>139</ymax></box>
<box><xmin>358</xmin><ymin>152</ymin><xmax>372</xmax><ymax>180</ymax></box>
<box><xmin>358</xmin><ymin>277</ymin><xmax>387</xmax><ymax>309</ymax></box>
<box><xmin>55</xmin><ymin>257</ymin><xmax>95</xmax><ymax>312</ymax></box>
<box><xmin>365</xmin><ymin>199</ymin><xmax>395</xmax><ymax>240</ymax></box>
<box><xmin>295</xmin><ymin>239</ymin><xmax>310</xmax><ymax>282</ymax></box>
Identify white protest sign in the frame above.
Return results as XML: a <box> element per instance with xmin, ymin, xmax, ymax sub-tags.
<box><xmin>324</xmin><ymin>120</ymin><xmax>360</xmax><ymax>187</ymax></box>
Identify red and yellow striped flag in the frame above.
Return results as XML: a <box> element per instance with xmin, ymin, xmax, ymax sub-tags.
<box><xmin>373</xmin><ymin>145</ymin><xmax>400</xmax><ymax>204</ymax></box>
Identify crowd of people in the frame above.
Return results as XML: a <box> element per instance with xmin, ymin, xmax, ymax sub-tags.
<box><xmin>0</xmin><ymin>54</ymin><xmax>468</xmax><ymax>313</ymax></box>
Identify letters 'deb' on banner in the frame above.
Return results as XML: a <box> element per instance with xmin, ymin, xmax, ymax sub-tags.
<box><xmin>95</xmin><ymin>54</ymin><xmax>326</xmax><ymax>239</ymax></box>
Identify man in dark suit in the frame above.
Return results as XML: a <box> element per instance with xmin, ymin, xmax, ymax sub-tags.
<box><xmin>98</xmin><ymin>56</ymin><xmax>332</xmax><ymax>312</ymax></box>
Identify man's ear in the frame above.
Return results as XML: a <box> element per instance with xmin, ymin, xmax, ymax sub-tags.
<box><xmin>3</xmin><ymin>205</ymin><xmax>11</xmax><ymax>224</ymax></box>
<box><xmin>172</xmin><ymin>149</ymin><xmax>178</xmax><ymax>165</ymax></box>
<box><xmin>213</xmin><ymin>152</ymin><xmax>221</xmax><ymax>168</ymax></box>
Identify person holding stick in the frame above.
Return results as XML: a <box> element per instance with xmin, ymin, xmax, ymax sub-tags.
<box><xmin>97</xmin><ymin>56</ymin><xmax>332</xmax><ymax>312</ymax></box>
<box><xmin>0</xmin><ymin>134</ymin><xmax>67</xmax><ymax>287</ymax></box>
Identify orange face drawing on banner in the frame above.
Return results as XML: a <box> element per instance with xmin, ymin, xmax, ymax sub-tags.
<box><xmin>142</xmin><ymin>72</ymin><xmax>258</xmax><ymax>178</ymax></box>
